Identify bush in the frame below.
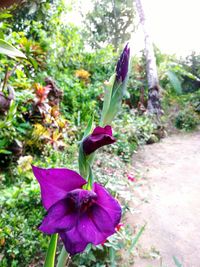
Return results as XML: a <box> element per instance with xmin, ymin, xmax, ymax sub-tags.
<box><xmin>0</xmin><ymin>183</ymin><xmax>48</xmax><ymax>267</ymax></box>
<box><xmin>174</xmin><ymin>107</ymin><xmax>199</xmax><ymax>131</ymax></box>
<box><xmin>110</xmin><ymin>109</ymin><xmax>156</xmax><ymax>162</ymax></box>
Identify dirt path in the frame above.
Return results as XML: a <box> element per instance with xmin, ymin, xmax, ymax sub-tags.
<box><xmin>129</xmin><ymin>131</ymin><xmax>200</xmax><ymax>267</ymax></box>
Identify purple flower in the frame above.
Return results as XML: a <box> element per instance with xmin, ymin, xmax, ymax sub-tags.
<box><xmin>82</xmin><ymin>125</ymin><xmax>116</xmax><ymax>155</ymax></box>
<box><xmin>32</xmin><ymin>166</ymin><xmax>122</xmax><ymax>255</ymax></box>
<box><xmin>116</xmin><ymin>43</ymin><xmax>130</xmax><ymax>82</ymax></box>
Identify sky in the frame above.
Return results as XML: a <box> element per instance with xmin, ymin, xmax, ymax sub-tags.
<box><xmin>66</xmin><ymin>0</ymin><xmax>200</xmax><ymax>56</ymax></box>
<box><xmin>139</xmin><ymin>0</ymin><xmax>200</xmax><ymax>56</ymax></box>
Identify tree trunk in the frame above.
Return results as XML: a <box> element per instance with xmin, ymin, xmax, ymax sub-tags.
<box><xmin>135</xmin><ymin>0</ymin><xmax>162</xmax><ymax>115</ymax></box>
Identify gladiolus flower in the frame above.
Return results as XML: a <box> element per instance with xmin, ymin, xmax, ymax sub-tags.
<box><xmin>116</xmin><ymin>43</ymin><xmax>130</xmax><ymax>82</ymax></box>
<box><xmin>82</xmin><ymin>125</ymin><xmax>116</xmax><ymax>155</ymax></box>
<box><xmin>32</xmin><ymin>166</ymin><xmax>121</xmax><ymax>255</ymax></box>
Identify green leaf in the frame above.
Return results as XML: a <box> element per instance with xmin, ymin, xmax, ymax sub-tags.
<box><xmin>44</xmin><ymin>234</ymin><xmax>58</xmax><ymax>267</ymax></box>
<box><xmin>29</xmin><ymin>56</ymin><xmax>38</xmax><ymax>70</ymax></box>
<box><xmin>167</xmin><ymin>70</ymin><xmax>182</xmax><ymax>94</ymax></box>
<box><xmin>56</xmin><ymin>246</ymin><xmax>69</xmax><ymax>267</ymax></box>
<box><xmin>109</xmin><ymin>248</ymin><xmax>116</xmax><ymax>267</ymax></box>
<box><xmin>82</xmin><ymin>115</ymin><xmax>94</xmax><ymax>140</ymax></box>
<box><xmin>0</xmin><ymin>149</ymin><xmax>12</xmax><ymax>154</ymax></box>
<box><xmin>0</xmin><ymin>13</ymin><xmax>12</xmax><ymax>19</ymax></box>
<box><xmin>129</xmin><ymin>224</ymin><xmax>146</xmax><ymax>252</ymax></box>
<box><xmin>0</xmin><ymin>39</ymin><xmax>26</xmax><ymax>59</ymax></box>
<box><xmin>100</xmin><ymin>73</ymin><xmax>115</xmax><ymax>126</ymax></box>
<box><xmin>173</xmin><ymin>256</ymin><xmax>183</xmax><ymax>267</ymax></box>
<box><xmin>7</xmin><ymin>101</ymin><xmax>17</xmax><ymax>122</ymax></box>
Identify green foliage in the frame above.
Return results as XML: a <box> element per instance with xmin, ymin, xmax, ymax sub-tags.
<box><xmin>0</xmin><ymin>39</ymin><xmax>26</xmax><ymax>59</ymax></box>
<box><xmin>189</xmin><ymin>89</ymin><xmax>200</xmax><ymax>113</ymax></box>
<box><xmin>7</xmin><ymin>0</ymin><xmax>65</xmax><ymax>35</ymax></box>
<box><xmin>110</xmin><ymin>110</ymin><xmax>156</xmax><ymax>162</ymax></box>
<box><xmin>164</xmin><ymin>89</ymin><xmax>200</xmax><ymax>131</ymax></box>
<box><xmin>0</xmin><ymin>183</ymin><xmax>48</xmax><ymax>267</ymax></box>
<box><xmin>180</xmin><ymin>51</ymin><xmax>200</xmax><ymax>93</ymax></box>
<box><xmin>174</xmin><ymin>107</ymin><xmax>199</xmax><ymax>131</ymax></box>
<box><xmin>83</xmin><ymin>0</ymin><xmax>135</xmax><ymax>49</ymax></box>
<box><xmin>166</xmin><ymin>70</ymin><xmax>182</xmax><ymax>95</ymax></box>
<box><xmin>156</xmin><ymin>48</ymin><xmax>200</xmax><ymax>95</ymax></box>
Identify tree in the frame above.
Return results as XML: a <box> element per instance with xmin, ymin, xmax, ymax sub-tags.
<box><xmin>83</xmin><ymin>0</ymin><xmax>135</xmax><ymax>50</ymax></box>
<box><xmin>0</xmin><ymin>0</ymin><xmax>65</xmax><ymax>38</ymax></box>
<box><xmin>135</xmin><ymin>0</ymin><xmax>162</xmax><ymax>115</ymax></box>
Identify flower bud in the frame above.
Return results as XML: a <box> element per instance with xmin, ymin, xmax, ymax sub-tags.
<box><xmin>83</xmin><ymin>125</ymin><xmax>116</xmax><ymax>155</ymax></box>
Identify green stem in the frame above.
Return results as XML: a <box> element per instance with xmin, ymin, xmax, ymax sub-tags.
<box><xmin>56</xmin><ymin>246</ymin><xmax>70</xmax><ymax>267</ymax></box>
<box><xmin>44</xmin><ymin>234</ymin><xmax>58</xmax><ymax>267</ymax></box>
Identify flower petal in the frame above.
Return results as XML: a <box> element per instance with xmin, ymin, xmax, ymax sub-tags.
<box><xmin>92</xmin><ymin>125</ymin><xmax>112</xmax><ymax>136</ymax></box>
<box><xmin>39</xmin><ymin>198</ymin><xmax>78</xmax><ymax>234</ymax></box>
<box><xmin>59</xmin><ymin>213</ymin><xmax>107</xmax><ymax>255</ymax></box>
<box><xmin>78</xmin><ymin>211</ymin><xmax>115</xmax><ymax>245</ymax></box>
<box><xmin>59</xmin><ymin>183</ymin><xmax>122</xmax><ymax>255</ymax></box>
<box><xmin>93</xmin><ymin>183</ymin><xmax>122</xmax><ymax>226</ymax></box>
<box><xmin>32</xmin><ymin>166</ymin><xmax>86</xmax><ymax>210</ymax></box>
<box><xmin>60</xmin><ymin>227</ymin><xmax>89</xmax><ymax>255</ymax></box>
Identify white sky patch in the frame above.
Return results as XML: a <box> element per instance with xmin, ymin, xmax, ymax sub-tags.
<box><xmin>141</xmin><ymin>0</ymin><xmax>200</xmax><ymax>56</ymax></box>
<box><xmin>64</xmin><ymin>0</ymin><xmax>200</xmax><ymax>56</ymax></box>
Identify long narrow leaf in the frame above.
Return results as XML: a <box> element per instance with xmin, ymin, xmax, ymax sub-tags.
<box><xmin>129</xmin><ymin>224</ymin><xmax>146</xmax><ymax>252</ymax></box>
<box><xmin>167</xmin><ymin>70</ymin><xmax>182</xmax><ymax>94</ymax></box>
<box><xmin>173</xmin><ymin>256</ymin><xmax>183</xmax><ymax>267</ymax></box>
<box><xmin>56</xmin><ymin>246</ymin><xmax>69</xmax><ymax>267</ymax></box>
<box><xmin>0</xmin><ymin>39</ymin><xmax>26</xmax><ymax>59</ymax></box>
<box><xmin>100</xmin><ymin>73</ymin><xmax>115</xmax><ymax>126</ymax></box>
<box><xmin>82</xmin><ymin>114</ymin><xmax>94</xmax><ymax>140</ymax></box>
<box><xmin>44</xmin><ymin>234</ymin><xmax>58</xmax><ymax>267</ymax></box>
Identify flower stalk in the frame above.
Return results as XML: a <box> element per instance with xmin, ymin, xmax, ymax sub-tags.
<box><xmin>32</xmin><ymin>43</ymin><xmax>130</xmax><ymax>266</ymax></box>
<box><xmin>44</xmin><ymin>234</ymin><xmax>58</xmax><ymax>267</ymax></box>
<box><xmin>100</xmin><ymin>43</ymin><xmax>130</xmax><ymax>126</ymax></box>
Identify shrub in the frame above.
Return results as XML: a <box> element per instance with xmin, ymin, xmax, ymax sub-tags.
<box><xmin>110</xmin><ymin>110</ymin><xmax>156</xmax><ymax>162</ymax></box>
<box><xmin>174</xmin><ymin>107</ymin><xmax>199</xmax><ymax>131</ymax></box>
<box><xmin>0</xmin><ymin>183</ymin><xmax>48</xmax><ymax>267</ymax></box>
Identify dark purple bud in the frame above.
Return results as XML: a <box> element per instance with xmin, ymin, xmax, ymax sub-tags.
<box><xmin>116</xmin><ymin>43</ymin><xmax>130</xmax><ymax>82</ymax></box>
<box><xmin>82</xmin><ymin>125</ymin><xmax>116</xmax><ymax>155</ymax></box>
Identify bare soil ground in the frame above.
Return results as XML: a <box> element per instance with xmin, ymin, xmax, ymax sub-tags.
<box><xmin>129</xmin><ymin>131</ymin><xmax>200</xmax><ymax>267</ymax></box>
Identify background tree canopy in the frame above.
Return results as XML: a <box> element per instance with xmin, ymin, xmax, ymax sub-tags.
<box><xmin>83</xmin><ymin>0</ymin><xmax>135</xmax><ymax>50</ymax></box>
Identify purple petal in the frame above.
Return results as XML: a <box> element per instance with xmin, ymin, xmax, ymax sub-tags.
<box><xmin>83</xmin><ymin>125</ymin><xmax>116</xmax><ymax>155</ymax></box>
<box><xmin>60</xmin><ymin>227</ymin><xmax>89</xmax><ymax>255</ymax></box>
<box><xmin>59</xmin><ymin>212</ymin><xmax>113</xmax><ymax>255</ymax></box>
<box><xmin>78</xmin><ymin>209</ymin><xmax>116</xmax><ymax>244</ymax></box>
<box><xmin>92</xmin><ymin>125</ymin><xmax>112</xmax><ymax>136</ymax></box>
<box><xmin>93</xmin><ymin>183</ymin><xmax>122</xmax><ymax>226</ymax></box>
<box><xmin>32</xmin><ymin>166</ymin><xmax>86</xmax><ymax>210</ymax></box>
<box><xmin>59</xmin><ymin>184</ymin><xmax>122</xmax><ymax>255</ymax></box>
<box><xmin>39</xmin><ymin>198</ymin><xmax>78</xmax><ymax>234</ymax></box>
